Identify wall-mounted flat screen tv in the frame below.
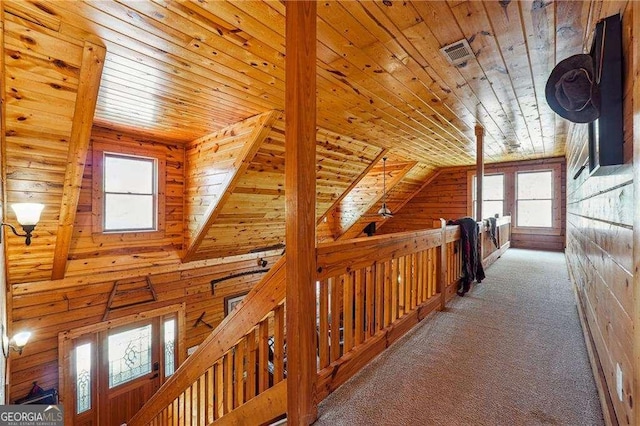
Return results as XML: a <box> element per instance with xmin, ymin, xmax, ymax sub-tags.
<box><xmin>588</xmin><ymin>14</ymin><xmax>623</xmax><ymax>175</ymax></box>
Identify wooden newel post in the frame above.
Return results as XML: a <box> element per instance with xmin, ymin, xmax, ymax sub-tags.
<box><xmin>285</xmin><ymin>1</ymin><xmax>318</xmax><ymax>424</ymax></box>
<box><xmin>435</xmin><ymin>218</ymin><xmax>447</xmax><ymax>310</ymax></box>
<box><xmin>475</xmin><ymin>124</ymin><xmax>484</xmax><ymax>222</ymax></box>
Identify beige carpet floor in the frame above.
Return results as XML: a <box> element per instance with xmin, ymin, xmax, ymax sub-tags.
<box><xmin>315</xmin><ymin>249</ymin><xmax>604</xmax><ymax>426</ymax></box>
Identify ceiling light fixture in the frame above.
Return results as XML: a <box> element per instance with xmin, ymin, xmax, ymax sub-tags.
<box><xmin>1</xmin><ymin>203</ymin><xmax>45</xmax><ymax>246</ymax></box>
<box><xmin>377</xmin><ymin>157</ymin><xmax>393</xmax><ymax>218</ymax></box>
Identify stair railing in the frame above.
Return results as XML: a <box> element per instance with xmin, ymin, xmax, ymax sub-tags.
<box><xmin>129</xmin><ymin>218</ymin><xmax>511</xmax><ymax>424</ymax></box>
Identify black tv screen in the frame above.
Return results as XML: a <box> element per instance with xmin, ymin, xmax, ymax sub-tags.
<box><xmin>588</xmin><ymin>14</ymin><xmax>623</xmax><ymax>175</ymax></box>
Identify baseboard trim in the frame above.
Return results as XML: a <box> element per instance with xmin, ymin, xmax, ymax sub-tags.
<box><xmin>569</xmin><ymin>267</ymin><xmax>618</xmax><ymax>425</ymax></box>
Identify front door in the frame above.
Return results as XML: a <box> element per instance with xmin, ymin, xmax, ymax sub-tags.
<box><xmin>66</xmin><ymin>311</ymin><xmax>179</xmax><ymax>426</ymax></box>
<box><xmin>99</xmin><ymin>320</ymin><xmax>161</xmax><ymax>426</ymax></box>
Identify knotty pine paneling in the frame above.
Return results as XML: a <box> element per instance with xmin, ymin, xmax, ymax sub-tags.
<box><xmin>63</xmin><ymin>126</ymin><xmax>184</xmax><ymax>276</ymax></box>
<box><xmin>4</xmin><ymin>0</ymin><xmax>586</xmax><ymax>167</ymax></box>
<box><xmin>9</xmin><ymin>250</ymin><xmax>281</xmax><ymax>401</ymax></box>
<box><xmin>380</xmin><ymin>158</ymin><xmax>566</xmax><ymax>252</ymax></box>
<box><xmin>380</xmin><ymin>168</ymin><xmax>469</xmax><ymax>233</ymax></box>
<box><xmin>565</xmin><ymin>4</ymin><xmax>635</xmax><ymax>424</ymax></box>
<box><xmin>191</xmin><ymin>117</ymin><xmax>383</xmax><ymax>260</ymax></box>
<box><xmin>3</xmin><ymin>15</ymin><xmax>84</xmax><ymax>284</ymax></box>
<box><xmin>332</xmin><ymin>162</ymin><xmax>437</xmax><ymax>242</ymax></box>
<box><xmin>317</xmin><ymin>156</ymin><xmax>415</xmax><ymax>242</ymax></box>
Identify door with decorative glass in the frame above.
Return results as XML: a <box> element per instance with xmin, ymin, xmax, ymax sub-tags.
<box><xmin>99</xmin><ymin>320</ymin><xmax>161</xmax><ymax>426</ymax></box>
<box><xmin>68</xmin><ymin>314</ymin><xmax>178</xmax><ymax>425</ymax></box>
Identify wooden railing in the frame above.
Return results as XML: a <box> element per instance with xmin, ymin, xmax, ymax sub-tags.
<box><xmin>480</xmin><ymin>216</ymin><xmax>512</xmax><ymax>266</ymax></box>
<box><xmin>315</xmin><ymin>225</ymin><xmax>455</xmax><ymax>398</ymax></box>
<box><xmin>128</xmin><ymin>257</ymin><xmax>288</xmax><ymax>426</ymax></box>
<box><xmin>130</xmin><ymin>218</ymin><xmax>511</xmax><ymax>425</ymax></box>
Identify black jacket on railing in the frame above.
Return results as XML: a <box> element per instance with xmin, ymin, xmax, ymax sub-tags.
<box><xmin>447</xmin><ymin>217</ymin><xmax>485</xmax><ymax>296</ymax></box>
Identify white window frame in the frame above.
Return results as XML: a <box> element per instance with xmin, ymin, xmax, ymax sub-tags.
<box><xmin>515</xmin><ymin>169</ymin><xmax>554</xmax><ymax>229</ymax></box>
<box><xmin>92</xmin><ymin>143</ymin><xmax>165</xmax><ymax>241</ymax></box>
<box><xmin>102</xmin><ymin>152</ymin><xmax>158</xmax><ymax>233</ymax></box>
<box><xmin>468</xmin><ymin>172</ymin><xmax>505</xmax><ymax>219</ymax></box>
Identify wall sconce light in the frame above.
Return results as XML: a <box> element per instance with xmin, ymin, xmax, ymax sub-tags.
<box><xmin>1</xmin><ymin>203</ymin><xmax>44</xmax><ymax>246</ymax></box>
<box><xmin>1</xmin><ymin>324</ymin><xmax>31</xmax><ymax>357</ymax></box>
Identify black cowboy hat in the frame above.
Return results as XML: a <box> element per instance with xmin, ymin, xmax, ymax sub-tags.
<box><xmin>545</xmin><ymin>54</ymin><xmax>600</xmax><ymax>123</ymax></box>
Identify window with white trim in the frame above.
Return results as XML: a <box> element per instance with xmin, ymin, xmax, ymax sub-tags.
<box><xmin>471</xmin><ymin>174</ymin><xmax>504</xmax><ymax>219</ymax></box>
<box><xmin>516</xmin><ymin>170</ymin><xmax>553</xmax><ymax>227</ymax></box>
<box><xmin>103</xmin><ymin>153</ymin><xmax>157</xmax><ymax>232</ymax></box>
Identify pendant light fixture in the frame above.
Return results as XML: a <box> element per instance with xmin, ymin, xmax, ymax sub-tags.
<box><xmin>377</xmin><ymin>157</ymin><xmax>393</xmax><ymax>218</ymax></box>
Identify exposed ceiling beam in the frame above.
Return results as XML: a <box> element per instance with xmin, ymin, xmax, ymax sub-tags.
<box><xmin>316</xmin><ymin>147</ymin><xmax>388</xmax><ymax>226</ymax></box>
<box><xmin>51</xmin><ymin>41</ymin><xmax>106</xmax><ymax>280</ymax></box>
<box><xmin>182</xmin><ymin>110</ymin><xmax>280</xmax><ymax>263</ymax></box>
<box><xmin>1</xmin><ymin>7</ymin><xmax>7</xmax><ymax>239</ymax></box>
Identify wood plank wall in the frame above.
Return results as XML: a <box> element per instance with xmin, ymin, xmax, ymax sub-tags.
<box><xmin>565</xmin><ymin>3</ymin><xmax>635</xmax><ymax>424</ymax></box>
<box><xmin>380</xmin><ymin>158</ymin><xmax>566</xmax><ymax>251</ymax></box>
<box><xmin>7</xmin><ymin>126</ymin><xmax>283</xmax><ymax>401</ymax></box>
<box><xmin>0</xmin><ymin>5</ymin><xmax>8</xmax><ymax>404</ymax></box>
<box><xmin>337</xmin><ymin>162</ymin><xmax>436</xmax><ymax>241</ymax></box>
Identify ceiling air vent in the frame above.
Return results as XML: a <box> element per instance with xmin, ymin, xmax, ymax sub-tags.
<box><xmin>440</xmin><ymin>39</ymin><xmax>474</xmax><ymax>66</ymax></box>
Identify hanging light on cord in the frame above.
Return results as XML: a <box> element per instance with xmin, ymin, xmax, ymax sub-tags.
<box><xmin>377</xmin><ymin>157</ymin><xmax>393</xmax><ymax>218</ymax></box>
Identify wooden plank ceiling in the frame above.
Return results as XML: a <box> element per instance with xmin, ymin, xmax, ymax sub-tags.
<box><xmin>2</xmin><ymin>0</ymin><xmax>615</xmax><ymax>279</ymax></box>
<box><xmin>9</xmin><ymin>0</ymin><xmax>595</xmax><ymax>163</ymax></box>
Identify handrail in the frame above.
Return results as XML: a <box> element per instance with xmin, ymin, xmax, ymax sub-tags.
<box><xmin>315</xmin><ymin>226</ymin><xmax>453</xmax><ymax>398</ymax></box>
<box><xmin>128</xmin><ymin>256</ymin><xmax>287</xmax><ymax>425</ymax></box>
<box><xmin>129</xmin><ymin>218</ymin><xmax>511</xmax><ymax>425</ymax></box>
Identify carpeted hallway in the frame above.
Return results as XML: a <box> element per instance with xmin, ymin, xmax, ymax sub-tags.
<box><xmin>315</xmin><ymin>249</ymin><xmax>604</xmax><ymax>426</ymax></box>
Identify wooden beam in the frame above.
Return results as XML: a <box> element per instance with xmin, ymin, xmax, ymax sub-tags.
<box><xmin>475</xmin><ymin>124</ymin><xmax>484</xmax><ymax>221</ymax></box>
<box><xmin>1</xmin><ymin>5</ymin><xmax>7</xmax><ymax>234</ymax></box>
<box><xmin>0</xmin><ymin>5</ymin><xmax>11</xmax><ymax>403</ymax></box>
<box><xmin>633</xmin><ymin>3</ymin><xmax>640</xmax><ymax>426</ymax></box>
<box><xmin>436</xmin><ymin>218</ymin><xmax>447</xmax><ymax>311</ymax></box>
<box><xmin>182</xmin><ymin>110</ymin><xmax>280</xmax><ymax>262</ymax></box>
<box><xmin>316</xmin><ymin>147</ymin><xmax>388</xmax><ymax>226</ymax></box>
<box><xmin>213</xmin><ymin>379</ymin><xmax>287</xmax><ymax>426</ymax></box>
<box><xmin>285</xmin><ymin>1</ymin><xmax>317</xmax><ymax>424</ymax></box>
<box><xmin>51</xmin><ymin>41</ymin><xmax>106</xmax><ymax>280</ymax></box>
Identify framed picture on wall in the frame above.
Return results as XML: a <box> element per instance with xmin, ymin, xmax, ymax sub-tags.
<box><xmin>224</xmin><ymin>292</ymin><xmax>248</xmax><ymax>316</ymax></box>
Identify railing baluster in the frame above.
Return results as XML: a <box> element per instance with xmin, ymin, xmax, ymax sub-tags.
<box><xmin>398</xmin><ymin>256</ymin><xmax>405</xmax><ymax>317</ymax></box>
<box><xmin>329</xmin><ymin>276</ymin><xmax>341</xmax><ymax>362</ymax></box>
<box><xmin>274</xmin><ymin>306</ymin><xmax>285</xmax><ymax>383</ymax></box>
<box><xmin>246</xmin><ymin>329</ymin><xmax>257</xmax><ymax>399</ymax></box>
<box><xmin>391</xmin><ymin>258</ymin><xmax>398</xmax><ymax>321</ymax></box>
<box><xmin>183</xmin><ymin>388</ymin><xmax>189</xmax><ymax>426</ymax></box>
<box><xmin>408</xmin><ymin>254</ymin><xmax>413</xmax><ymax>310</ymax></box>
<box><xmin>409</xmin><ymin>253</ymin><xmax>416</xmax><ymax>310</ymax></box>
<box><xmin>224</xmin><ymin>353</ymin><xmax>233</xmax><ymax>413</ymax></box>
<box><xmin>365</xmin><ymin>265</ymin><xmax>374</xmax><ymax>339</ymax></box>
<box><xmin>319</xmin><ymin>278</ymin><xmax>329</xmax><ymax>368</ymax></box>
<box><xmin>206</xmin><ymin>367</ymin><xmax>214</xmax><ymax>424</ymax></box>
<box><xmin>343</xmin><ymin>273</ymin><xmax>354</xmax><ymax>353</ymax></box>
<box><xmin>235</xmin><ymin>338</ymin><xmax>246</xmax><ymax>407</ymax></box>
<box><xmin>215</xmin><ymin>361</ymin><xmax>224</xmax><ymax>418</ymax></box>
<box><xmin>375</xmin><ymin>262</ymin><xmax>384</xmax><ymax>333</ymax></box>
<box><xmin>384</xmin><ymin>260</ymin><xmax>392</xmax><ymax>327</ymax></box>
<box><xmin>355</xmin><ymin>268</ymin><xmax>364</xmax><ymax>345</ymax></box>
<box><xmin>418</xmin><ymin>252</ymin><xmax>422</xmax><ymax>304</ymax></box>
<box><xmin>258</xmin><ymin>320</ymin><xmax>270</xmax><ymax>393</ymax></box>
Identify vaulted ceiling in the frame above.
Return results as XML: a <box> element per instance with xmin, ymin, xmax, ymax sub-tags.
<box><xmin>7</xmin><ymin>0</ymin><xmax>617</xmax><ymax>165</ymax></box>
<box><xmin>2</xmin><ymin>0</ymin><xmax>626</xmax><ymax>282</ymax></box>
